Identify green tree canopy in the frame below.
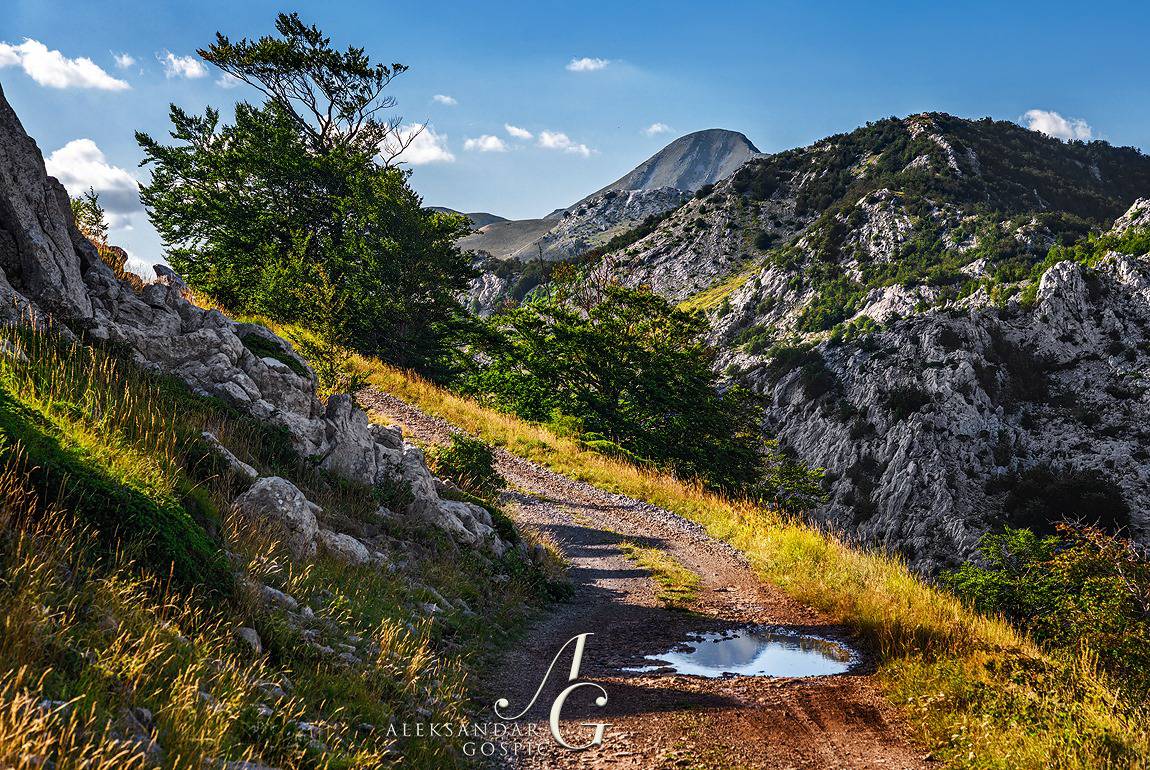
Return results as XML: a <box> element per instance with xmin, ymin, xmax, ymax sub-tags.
<box><xmin>69</xmin><ymin>187</ymin><xmax>108</xmax><ymax>246</ymax></box>
<box><xmin>463</xmin><ymin>280</ymin><xmax>780</xmax><ymax>492</ymax></box>
<box><xmin>136</xmin><ymin>13</ymin><xmax>473</xmax><ymax>372</ymax></box>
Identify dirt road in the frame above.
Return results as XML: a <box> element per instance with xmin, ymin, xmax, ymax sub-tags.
<box><xmin>360</xmin><ymin>389</ymin><xmax>929</xmax><ymax>770</ymax></box>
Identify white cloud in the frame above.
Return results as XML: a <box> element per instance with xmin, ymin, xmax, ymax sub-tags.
<box><xmin>1022</xmin><ymin>109</ymin><xmax>1093</xmax><ymax>142</ymax></box>
<box><xmin>157</xmin><ymin>50</ymin><xmax>207</xmax><ymax>79</ymax></box>
<box><xmin>504</xmin><ymin>123</ymin><xmax>533</xmax><ymax>140</ymax></box>
<box><xmin>385</xmin><ymin>125</ymin><xmax>455</xmax><ymax>165</ymax></box>
<box><xmin>432</xmin><ymin>94</ymin><xmax>457</xmax><ymax>106</ymax></box>
<box><xmin>121</xmin><ymin>248</ymin><xmax>155</xmax><ymax>278</ymax></box>
<box><xmin>643</xmin><ymin>122</ymin><xmax>671</xmax><ymax>136</ymax></box>
<box><xmin>45</xmin><ymin>139</ymin><xmax>141</xmax><ymax>227</ymax></box>
<box><xmin>464</xmin><ymin>134</ymin><xmax>508</xmax><ymax>153</ymax></box>
<box><xmin>566</xmin><ymin>56</ymin><xmax>609</xmax><ymax>72</ymax></box>
<box><xmin>0</xmin><ymin>39</ymin><xmax>129</xmax><ymax>90</ymax></box>
<box><xmin>537</xmin><ymin>130</ymin><xmax>593</xmax><ymax>157</ymax></box>
<box><xmin>216</xmin><ymin>72</ymin><xmax>242</xmax><ymax>89</ymax></box>
<box><xmin>112</xmin><ymin>52</ymin><xmax>136</xmax><ymax>70</ymax></box>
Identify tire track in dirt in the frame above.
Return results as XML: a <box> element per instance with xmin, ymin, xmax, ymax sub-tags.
<box><xmin>360</xmin><ymin>388</ymin><xmax>930</xmax><ymax>770</ymax></box>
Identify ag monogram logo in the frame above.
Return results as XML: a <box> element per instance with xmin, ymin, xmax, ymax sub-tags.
<box><xmin>493</xmin><ymin>633</ymin><xmax>611</xmax><ymax>750</ymax></box>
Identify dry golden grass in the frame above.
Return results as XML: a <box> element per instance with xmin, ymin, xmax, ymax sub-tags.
<box><xmin>0</xmin><ymin>321</ymin><xmax>553</xmax><ymax>768</ymax></box>
<box><xmin>359</xmin><ymin>358</ymin><xmax>1150</xmax><ymax>770</ymax></box>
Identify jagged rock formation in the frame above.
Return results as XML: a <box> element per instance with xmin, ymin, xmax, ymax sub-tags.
<box><xmin>0</xmin><ymin>82</ymin><xmax>505</xmax><ymax>556</ymax></box>
<box><xmin>737</xmin><ymin>209</ymin><xmax>1150</xmax><ymax>571</ymax></box>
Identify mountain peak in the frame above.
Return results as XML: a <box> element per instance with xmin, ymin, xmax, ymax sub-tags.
<box><xmin>580</xmin><ymin>128</ymin><xmax>760</xmax><ymax>204</ymax></box>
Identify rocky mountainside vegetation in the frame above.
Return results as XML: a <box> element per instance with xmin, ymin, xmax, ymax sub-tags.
<box><xmin>549</xmin><ymin>112</ymin><xmax>1150</xmax><ymax>573</ymax></box>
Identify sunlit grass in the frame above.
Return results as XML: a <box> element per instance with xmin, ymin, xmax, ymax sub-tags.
<box><xmin>676</xmin><ymin>263</ymin><xmax>758</xmax><ymax>314</ymax></box>
<box><xmin>618</xmin><ymin>542</ymin><xmax>700</xmax><ymax>610</ymax></box>
<box><xmin>0</xmin><ymin>321</ymin><xmax>555</xmax><ymax>768</ymax></box>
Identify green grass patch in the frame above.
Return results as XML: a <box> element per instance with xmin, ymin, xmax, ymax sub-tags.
<box><xmin>239</xmin><ymin>332</ymin><xmax>310</xmax><ymax>377</ymax></box>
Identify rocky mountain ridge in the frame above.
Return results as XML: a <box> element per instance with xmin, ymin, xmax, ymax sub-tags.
<box><xmin>585</xmin><ymin>112</ymin><xmax>1150</xmax><ymax>571</ymax></box>
<box><xmin>454</xmin><ymin>128</ymin><xmax>759</xmax><ymax>288</ymax></box>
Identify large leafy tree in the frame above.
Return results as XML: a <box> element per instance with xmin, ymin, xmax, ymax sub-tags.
<box><xmin>464</xmin><ymin>280</ymin><xmax>776</xmax><ymax>491</ymax></box>
<box><xmin>136</xmin><ymin>13</ymin><xmax>472</xmax><ymax>371</ymax></box>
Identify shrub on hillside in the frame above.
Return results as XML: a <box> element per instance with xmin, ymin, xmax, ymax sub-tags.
<box><xmin>945</xmin><ymin>525</ymin><xmax>1150</xmax><ymax>698</ymax></box>
<box><xmin>886</xmin><ymin>386</ymin><xmax>931</xmax><ymax>422</ymax></box>
<box><xmin>429</xmin><ymin>434</ymin><xmax>505</xmax><ymax>497</ymax></box>
<box><xmin>463</xmin><ymin>282</ymin><xmax>767</xmax><ymax>491</ymax></box>
<box><xmin>989</xmin><ymin>463</ymin><xmax>1130</xmax><ymax>535</ymax></box>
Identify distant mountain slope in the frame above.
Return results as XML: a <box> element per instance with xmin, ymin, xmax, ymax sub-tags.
<box><xmin>427</xmin><ymin>206</ymin><xmax>508</xmax><ymax>229</ymax></box>
<box><xmin>573</xmin><ymin>128</ymin><xmax>760</xmax><ymax>208</ymax></box>
<box><xmin>457</xmin><ymin>218</ymin><xmax>555</xmax><ymax>260</ymax></box>
<box><xmin>459</xmin><ymin>128</ymin><xmax>759</xmax><ymax>265</ymax></box>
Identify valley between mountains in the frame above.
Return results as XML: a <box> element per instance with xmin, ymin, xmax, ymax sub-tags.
<box><xmin>361</xmin><ymin>389</ymin><xmax>928</xmax><ymax>770</ymax></box>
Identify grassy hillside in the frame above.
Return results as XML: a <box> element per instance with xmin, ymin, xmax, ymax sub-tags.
<box><xmin>358</xmin><ymin>356</ymin><xmax>1149</xmax><ymax>770</ymax></box>
<box><xmin>0</xmin><ymin>322</ymin><xmax>562</xmax><ymax>769</ymax></box>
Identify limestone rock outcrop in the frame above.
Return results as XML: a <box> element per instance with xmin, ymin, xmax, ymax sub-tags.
<box><xmin>232</xmin><ymin>477</ymin><xmax>321</xmax><ymax>561</ymax></box>
<box><xmin>0</xmin><ymin>82</ymin><xmax>507</xmax><ymax>557</ymax></box>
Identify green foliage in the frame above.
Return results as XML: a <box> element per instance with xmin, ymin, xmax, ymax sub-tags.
<box><xmin>828</xmin><ymin>316</ymin><xmax>880</xmax><ymax>345</ymax></box>
<box><xmin>885</xmin><ymin>386</ymin><xmax>931</xmax><ymax>422</ymax></box>
<box><xmin>69</xmin><ymin>187</ymin><xmax>108</xmax><ymax>245</ymax></box>
<box><xmin>752</xmin><ymin>440</ymin><xmax>828</xmax><ymax>511</ymax></box>
<box><xmin>428</xmin><ymin>433</ymin><xmax>504</xmax><ymax>497</ymax></box>
<box><xmin>0</xmin><ymin>390</ymin><xmax>230</xmax><ymax>588</ymax></box>
<box><xmin>945</xmin><ymin>526</ymin><xmax>1150</xmax><ymax>698</ymax></box>
<box><xmin>463</xmin><ymin>283</ymin><xmax>766</xmax><ymax>490</ymax></box>
<box><xmin>137</xmin><ymin>14</ymin><xmax>474</xmax><ymax>374</ymax></box>
<box><xmin>987</xmin><ymin>463</ymin><xmax>1130</xmax><ymax>535</ymax></box>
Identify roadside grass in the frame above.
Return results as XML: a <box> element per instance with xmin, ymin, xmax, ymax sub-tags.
<box><xmin>0</xmin><ymin>322</ymin><xmax>558</xmax><ymax>768</ymax></box>
<box><xmin>618</xmin><ymin>542</ymin><xmax>700</xmax><ymax>610</ymax></box>
<box><xmin>358</xmin><ymin>358</ymin><xmax>1150</xmax><ymax>770</ymax></box>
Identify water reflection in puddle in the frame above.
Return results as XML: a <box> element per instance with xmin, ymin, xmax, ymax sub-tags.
<box><xmin>626</xmin><ymin>627</ymin><xmax>857</xmax><ymax>678</ymax></box>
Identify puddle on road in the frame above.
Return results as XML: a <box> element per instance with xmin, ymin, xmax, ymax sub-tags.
<box><xmin>626</xmin><ymin>626</ymin><xmax>857</xmax><ymax>678</ymax></box>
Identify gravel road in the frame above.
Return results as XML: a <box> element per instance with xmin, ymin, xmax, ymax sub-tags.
<box><xmin>360</xmin><ymin>388</ymin><xmax>929</xmax><ymax>770</ymax></box>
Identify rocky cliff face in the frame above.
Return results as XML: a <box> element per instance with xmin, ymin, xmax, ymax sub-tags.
<box><xmin>0</xmin><ymin>83</ymin><xmax>506</xmax><ymax>557</ymax></box>
<box><xmin>733</xmin><ymin>213</ymin><xmax>1150</xmax><ymax>572</ymax></box>
<box><xmin>587</xmin><ymin>112</ymin><xmax>1150</xmax><ymax>573</ymax></box>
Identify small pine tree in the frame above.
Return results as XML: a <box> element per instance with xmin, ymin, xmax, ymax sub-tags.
<box><xmin>70</xmin><ymin>187</ymin><xmax>108</xmax><ymax>246</ymax></box>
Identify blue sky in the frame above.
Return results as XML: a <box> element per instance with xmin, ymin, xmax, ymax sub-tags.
<box><xmin>2</xmin><ymin>0</ymin><xmax>1148</xmax><ymax>273</ymax></box>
